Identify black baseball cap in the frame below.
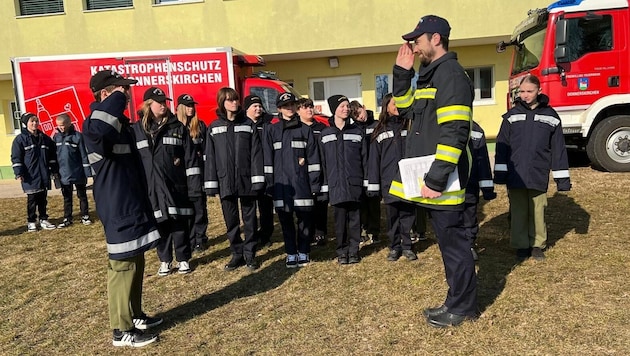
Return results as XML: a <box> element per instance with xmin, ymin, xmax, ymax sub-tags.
<box><xmin>143</xmin><ymin>87</ymin><xmax>172</xmax><ymax>103</ymax></box>
<box><xmin>177</xmin><ymin>94</ymin><xmax>198</xmax><ymax>106</ymax></box>
<box><xmin>90</xmin><ymin>70</ymin><xmax>137</xmax><ymax>92</ymax></box>
<box><xmin>402</xmin><ymin>15</ymin><xmax>451</xmax><ymax>41</ymax></box>
<box><xmin>276</xmin><ymin>92</ymin><xmax>297</xmax><ymax>108</ymax></box>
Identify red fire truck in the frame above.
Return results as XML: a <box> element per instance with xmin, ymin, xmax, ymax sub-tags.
<box><xmin>497</xmin><ymin>0</ymin><xmax>630</xmax><ymax>172</ymax></box>
<box><xmin>11</xmin><ymin>47</ymin><xmax>322</xmax><ymax>137</ymax></box>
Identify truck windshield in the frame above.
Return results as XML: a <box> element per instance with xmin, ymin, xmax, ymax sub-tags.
<box><xmin>511</xmin><ymin>25</ymin><xmax>547</xmax><ymax>75</ymax></box>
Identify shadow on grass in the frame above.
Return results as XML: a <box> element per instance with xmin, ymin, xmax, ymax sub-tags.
<box><xmin>0</xmin><ymin>226</ymin><xmax>32</xmax><ymax>237</ymax></box>
<box><xmin>157</xmin><ymin>257</ymin><xmax>296</xmax><ymax>329</ymax></box>
<box><xmin>546</xmin><ymin>192</ymin><xmax>590</xmax><ymax>248</ymax></box>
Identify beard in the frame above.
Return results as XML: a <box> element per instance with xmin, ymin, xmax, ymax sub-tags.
<box><xmin>418</xmin><ymin>48</ymin><xmax>436</xmax><ymax>67</ymax></box>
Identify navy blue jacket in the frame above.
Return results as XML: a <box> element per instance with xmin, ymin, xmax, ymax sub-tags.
<box><xmin>494</xmin><ymin>95</ymin><xmax>571</xmax><ymax>192</ymax></box>
<box><xmin>11</xmin><ymin>129</ymin><xmax>58</xmax><ymax>194</ymax></box>
<box><xmin>320</xmin><ymin>118</ymin><xmax>368</xmax><ymax>205</ymax></box>
<box><xmin>367</xmin><ymin>115</ymin><xmax>407</xmax><ymax>204</ymax></box>
<box><xmin>205</xmin><ymin>111</ymin><xmax>264</xmax><ymax>198</ymax></box>
<box><xmin>466</xmin><ymin>121</ymin><xmax>496</xmax><ymax>203</ymax></box>
<box><xmin>133</xmin><ymin>114</ymin><xmax>202</xmax><ymax>222</ymax></box>
<box><xmin>83</xmin><ymin>91</ymin><xmax>159</xmax><ymax>260</ymax></box>
<box><xmin>263</xmin><ymin>115</ymin><xmax>321</xmax><ymax>212</ymax></box>
<box><xmin>53</xmin><ymin>126</ymin><xmax>91</xmax><ymax>185</ymax></box>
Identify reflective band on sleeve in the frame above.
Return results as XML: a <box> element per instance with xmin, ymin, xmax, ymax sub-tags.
<box><xmin>507</xmin><ymin>114</ymin><xmax>526</xmax><ymax>123</ymax></box>
<box><xmin>106</xmin><ymin>229</ymin><xmax>161</xmax><ymax>255</ymax></box>
<box><xmin>273</xmin><ymin>200</ymin><xmax>284</xmax><ymax>208</ymax></box>
<box><xmin>154</xmin><ymin>210</ymin><xmax>163</xmax><ymax>219</ymax></box>
<box><xmin>363</xmin><ymin>179</ymin><xmax>369</xmax><ymax>187</ymax></box>
<box><xmin>211</xmin><ymin>126</ymin><xmax>228</xmax><ymax>135</ymax></box>
<box><xmin>415</xmin><ymin>87</ymin><xmax>437</xmax><ymax>99</ymax></box>
<box><xmin>308</xmin><ymin>164</ymin><xmax>320</xmax><ymax>172</ymax></box>
<box><xmin>435</xmin><ymin>144</ymin><xmax>461</xmax><ymax>164</ymax></box>
<box><xmin>136</xmin><ymin>140</ymin><xmax>149</xmax><ymax>149</ymax></box>
<box><xmin>12</xmin><ymin>163</ymin><xmax>23</xmax><ymax>167</ymax></box>
<box><xmin>321</xmin><ymin>134</ymin><xmax>337</xmax><ymax>144</ymax></box>
<box><xmin>291</xmin><ymin>141</ymin><xmax>307</xmax><ymax>149</ymax></box>
<box><xmin>112</xmin><ymin>144</ymin><xmax>131</xmax><ymax>154</ymax></box>
<box><xmin>234</xmin><ymin>125</ymin><xmax>253</xmax><ymax>133</ymax></box>
<box><xmin>376</xmin><ymin>131</ymin><xmax>394</xmax><ymax>143</ymax></box>
<box><xmin>251</xmin><ymin>175</ymin><xmax>265</xmax><ymax>184</ymax></box>
<box><xmin>394</xmin><ymin>87</ymin><xmax>414</xmax><ymax>109</ymax></box>
<box><xmin>479</xmin><ymin>180</ymin><xmax>494</xmax><ymax>188</ymax></box>
<box><xmin>471</xmin><ymin>131</ymin><xmax>483</xmax><ymax>139</ymax></box>
<box><xmin>294</xmin><ymin>199</ymin><xmax>314</xmax><ymax>207</ymax></box>
<box><xmin>168</xmin><ymin>207</ymin><xmax>194</xmax><ymax>216</ymax></box>
<box><xmin>367</xmin><ymin>183</ymin><xmax>380</xmax><ymax>192</ymax></box>
<box><xmin>343</xmin><ymin>134</ymin><xmax>362</xmax><ymax>142</ymax></box>
<box><xmin>273</xmin><ymin>142</ymin><xmax>282</xmax><ymax>150</ymax></box>
<box><xmin>88</xmin><ymin>152</ymin><xmax>103</xmax><ymax>164</ymax></box>
<box><xmin>534</xmin><ymin>114</ymin><xmax>560</xmax><ymax>127</ymax></box>
<box><xmin>320</xmin><ymin>185</ymin><xmax>329</xmax><ymax>193</ymax></box>
<box><xmin>163</xmin><ymin>137</ymin><xmax>183</xmax><ymax>146</ymax></box>
<box><xmin>264</xmin><ymin>166</ymin><xmax>273</xmax><ymax>174</ymax></box>
<box><xmin>366</xmin><ymin>128</ymin><xmax>374</xmax><ymax>134</ymax></box>
<box><xmin>401</xmin><ymin>130</ymin><xmax>408</xmax><ymax>137</ymax></box>
<box><xmin>186</xmin><ymin>167</ymin><xmax>201</xmax><ymax>176</ymax></box>
<box><xmin>436</xmin><ymin>105</ymin><xmax>472</xmax><ymax>124</ymax></box>
<box><xmin>204</xmin><ymin>181</ymin><xmax>219</xmax><ymax>189</ymax></box>
<box><xmin>24</xmin><ymin>144</ymin><xmax>35</xmax><ymax>151</ymax></box>
<box><xmin>91</xmin><ymin>110</ymin><xmax>122</xmax><ymax>133</ymax></box>
<box><xmin>552</xmin><ymin>170</ymin><xmax>570</xmax><ymax>178</ymax></box>
<box><xmin>494</xmin><ymin>163</ymin><xmax>508</xmax><ymax>172</ymax></box>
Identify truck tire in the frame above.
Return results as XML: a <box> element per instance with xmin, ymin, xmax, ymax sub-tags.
<box><xmin>586</xmin><ymin>115</ymin><xmax>630</xmax><ymax>172</ymax></box>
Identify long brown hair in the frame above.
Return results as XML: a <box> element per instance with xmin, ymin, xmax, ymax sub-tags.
<box><xmin>372</xmin><ymin>93</ymin><xmax>407</xmax><ymax>142</ymax></box>
<box><xmin>176</xmin><ymin>104</ymin><xmax>201</xmax><ymax>139</ymax></box>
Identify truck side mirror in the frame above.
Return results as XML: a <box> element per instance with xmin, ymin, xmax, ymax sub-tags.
<box><xmin>554</xmin><ymin>19</ymin><xmax>569</xmax><ymax>63</ymax></box>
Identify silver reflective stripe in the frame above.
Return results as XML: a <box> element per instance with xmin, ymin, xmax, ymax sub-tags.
<box><xmin>367</xmin><ymin>183</ymin><xmax>380</xmax><ymax>191</ymax></box>
<box><xmin>376</xmin><ymin>131</ymin><xmax>394</xmax><ymax>143</ymax></box>
<box><xmin>112</xmin><ymin>144</ymin><xmax>131</xmax><ymax>154</ymax></box>
<box><xmin>168</xmin><ymin>207</ymin><xmax>194</xmax><ymax>216</ymax></box>
<box><xmin>12</xmin><ymin>163</ymin><xmax>23</xmax><ymax>167</ymax></box>
<box><xmin>186</xmin><ymin>167</ymin><xmax>201</xmax><ymax>176</ymax></box>
<box><xmin>234</xmin><ymin>125</ymin><xmax>253</xmax><ymax>133</ymax></box>
<box><xmin>363</xmin><ymin>179</ymin><xmax>369</xmax><ymax>187</ymax></box>
<box><xmin>192</xmin><ymin>137</ymin><xmax>203</xmax><ymax>144</ymax></box>
<box><xmin>49</xmin><ymin>160</ymin><xmax>57</xmax><ymax>164</ymax></box>
<box><xmin>273</xmin><ymin>142</ymin><xmax>282</xmax><ymax>150</ymax></box>
<box><xmin>136</xmin><ymin>140</ymin><xmax>149</xmax><ymax>149</ymax></box>
<box><xmin>41</xmin><ymin>145</ymin><xmax>49</xmax><ymax>149</ymax></box>
<box><xmin>366</xmin><ymin>128</ymin><xmax>374</xmax><ymax>134</ymax></box>
<box><xmin>91</xmin><ymin>110</ymin><xmax>122</xmax><ymax>133</ymax></box>
<box><xmin>320</xmin><ymin>185</ymin><xmax>329</xmax><ymax>193</ymax></box>
<box><xmin>273</xmin><ymin>200</ymin><xmax>284</xmax><ymax>208</ymax></box>
<box><xmin>291</xmin><ymin>141</ymin><xmax>307</xmax><ymax>149</ymax></box>
<box><xmin>264</xmin><ymin>166</ymin><xmax>273</xmax><ymax>174</ymax></box>
<box><xmin>163</xmin><ymin>137</ymin><xmax>183</xmax><ymax>146</ymax></box>
<box><xmin>479</xmin><ymin>180</ymin><xmax>494</xmax><ymax>188</ymax></box>
<box><xmin>308</xmin><ymin>164</ymin><xmax>320</xmax><ymax>172</ymax></box>
<box><xmin>251</xmin><ymin>175</ymin><xmax>264</xmax><ymax>184</ymax></box>
<box><xmin>321</xmin><ymin>134</ymin><xmax>337</xmax><ymax>143</ymax></box>
<box><xmin>88</xmin><ymin>152</ymin><xmax>103</xmax><ymax>165</ymax></box>
<box><xmin>494</xmin><ymin>163</ymin><xmax>508</xmax><ymax>172</ymax></box>
<box><xmin>154</xmin><ymin>210</ymin><xmax>163</xmax><ymax>219</ymax></box>
<box><xmin>534</xmin><ymin>114</ymin><xmax>560</xmax><ymax>127</ymax></box>
<box><xmin>24</xmin><ymin>144</ymin><xmax>35</xmax><ymax>151</ymax></box>
<box><xmin>56</xmin><ymin>142</ymin><xmax>62</xmax><ymax>146</ymax></box>
<box><xmin>83</xmin><ymin>163</ymin><xmax>90</xmax><ymax>168</ymax></box>
<box><xmin>471</xmin><ymin>131</ymin><xmax>483</xmax><ymax>139</ymax></box>
<box><xmin>204</xmin><ymin>181</ymin><xmax>219</xmax><ymax>189</ymax></box>
<box><xmin>552</xmin><ymin>170</ymin><xmax>570</xmax><ymax>178</ymax></box>
<box><xmin>294</xmin><ymin>199</ymin><xmax>314</xmax><ymax>207</ymax></box>
<box><xmin>401</xmin><ymin>130</ymin><xmax>408</xmax><ymax>137</ymax></box>
<box><xmin>106</xmin><ymin>229</ymin><xmax>161</xmax><ymax>255</ymax></box>
<box><xmin>343</xmin><ymin>134</ymin><xmax>362</xmax><ymax>142</ymax></box>
<box><xmin>507</xmin><ymin>114</ymin><xmax>527</xmax><ymax>123</ymax></box>
<box><xmin>211</xmin><ymin>126</ymin><xmax>228</xmax><ymax>135</ymax></box>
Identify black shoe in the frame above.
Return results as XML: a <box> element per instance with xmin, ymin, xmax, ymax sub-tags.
<box><xmin>113</xmin><ymin>328</ymin><xmax>158</xmax><ymax>347</ymax></box>
<box><xmin>224</xmin><ymin>256</ymin><xmax>245</xmax><ymax>271</ymax></box>
<box><xmin>192</xmin><ymin>244</ymin><xmax>206</xmax><ymax>254</ymax></box>
<box><xmin>132</xmin><ymin>314</ymin><xmax>163</xmax><ymax>330</ymax></box>
<box><xmin>314</xmin><ymin>235</ymin><xmax>327</xmax><ymax>246</ymax></box>
<box><xmin>402</xmin><ymin>249</ymin><xmax>418</xmax><ymax>261</ymax></box>
<box><xmin>387</xmin><ymin>249</ymin><xmax>402</xmax><ymax>261</ymax></box>
<box><xmin>422</xmin><ymin>304</ymin><xmax>448</xmax><ymax>318</ymax></box>
<box><xmin>531</xmin><ymin>247</ymin><xmax>546</xmax><ymax>261</ymax></box>
<box><xmin>348</xmin><ymin>254</ymin><xmax>361</xmax><ymax>264</ymax></box>
<box><xmin>426</xmin><ymin>311</ymin><xmax>476</xmax><ymax>328</ymax></box>
<box><xmin>258</xmin><ymin>239</ymin><xmax>272</xmax><ymax>250</ymax></box>
<box><xmin>516</xmin><ymin>248</ymin><xmax>531</xmax><ymax>262</ymax></box>
<box><xmin>337</xmin><ymin>255</ymin><xmax>349</xmax><ymax>265</ymax></box>
<box><xmin>245</xmin><ymin>258</ymin><xmax>259</xmax><ymax>270</ymax></box>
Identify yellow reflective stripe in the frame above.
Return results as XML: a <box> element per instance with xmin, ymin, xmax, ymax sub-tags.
<box><xmin>394</xmin><ymin>87</ymin><xmax>414</xmax><ymax>109</ymax></box>
<box><xmin>389</xmin><ymin>181</ymin><xmax>465</xmax><ymax>206</ymax></box>
<box><xmin>437</xmin><ymin>105</ymin><xmax>472</xmax><ymax>124</ymax></box>
<box><xmin>435</xmin><ymin>144</ymin><xmax>461</xmax><ymax>164</ymax></box>
<box><xmin>415</xmin><ymin>88</ymin><xmax>436</xmax><ymax>99</ymax></box>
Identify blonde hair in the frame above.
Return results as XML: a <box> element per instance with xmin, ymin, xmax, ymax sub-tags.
<box><xmin>140</xmin><ymin>99</ymin><xmax>169</xmax><ymax>133</ymax></box>
<box><xmin>176</xmin><ymin>104</ymin><xmax>202</xmax><ymax>139</ymax></box>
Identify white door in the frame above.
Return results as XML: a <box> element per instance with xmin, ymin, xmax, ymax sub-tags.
<box><xmin>309</xmin><ymin>75</ymin><xmax>362</xmax><ymax>116</ymax></box>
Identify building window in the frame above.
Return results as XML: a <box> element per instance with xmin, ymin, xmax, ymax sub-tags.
<box><xmin>154</xmin><ymin>0</ymin><xmax>201</xmax><ymax>4</ymax></box>
<box><xmin>375</xmin><ymin>74</ymin><xmax>392</xmax><ymax>112</ymax></box>
<box><xmin>85</xmin><ymin>0</ymin><xmax>133</xmax><ymax>10</ymax></box>
<box><xmin>10</xmin><ymin>101</ymin><xmax>20</xmax><ymax>134</ymax></box>
<box><xmin>465</xmin><ymin>66</ymin><xmax>494</xmax><ymax>104</ymax></box>
<box><xmin>18</xmin><ymin>0</ymin><xmax>64</xmax><ymax>16</ymax></box>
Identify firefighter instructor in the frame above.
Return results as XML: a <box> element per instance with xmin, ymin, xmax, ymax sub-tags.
<box><xmin>390</xmin><ymin>15</ymin><xmax>478</xmax><ymax>327</ymax></box>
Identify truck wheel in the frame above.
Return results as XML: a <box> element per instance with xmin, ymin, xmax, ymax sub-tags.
<box><xmin>586</xmin><ymin>115</ymin><xmax>630</xmax><ymax>172</ymax></box>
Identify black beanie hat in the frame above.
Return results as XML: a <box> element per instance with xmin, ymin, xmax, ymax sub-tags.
<box><xmin>20</xmin><ymin>112</ymin><xmax>37</xmax><ymax>128</ymax></box>
<box><xmin>243</xmin><ymin>95</ymin><xmax>263</xmax><ymax>111</ymax></box>
<box><xmin>327</xmin><ymin>95</ymin><xmax>349</xmax><ymax>116</ymax></box>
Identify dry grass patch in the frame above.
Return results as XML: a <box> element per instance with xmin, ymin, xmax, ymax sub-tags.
<box><xmin>0</xmin><ymin>165</ymin><xmax>629</xmax><ymax>355</ymax></box>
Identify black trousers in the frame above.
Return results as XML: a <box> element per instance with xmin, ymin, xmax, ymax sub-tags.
<box><xmin>277</xmin><ymin>209</ymin><xmax>312</xmax><ymax>255</ymax></box>
<box><xmin>27</xmin><ymin>190</ymin><xmax>48</xmax><ymax>222</ymax></box>
<box><xmin>360</xmin><ymin>195</ymin><xmax>381</xmax><ymax>236</ymax></box>
<box><xmin>221</xmin><ymin>196</ymin><xmax>257</xmax><ymax>259</ymax></box>
<box><xmin>61</xmin><ymin>183</ymin><xmax>89</xmax><ymax>220</ymax></box>
<box><xmin>427</xmin><ymin>208</ymin><xmax>478</xmax><ymax>316</ymax></box>
<box><xmin>333</xmin><ymin>202</ymin><xmax>361</xmax><ymax>257</ymax></box>
<box><xmin>386</xmin><ymin>202</ymin><xmax>416</xmax><ymax>251</ymax></box>
<box><xmin>255</xmin><ymin>194</ymin><xmax>274</xmax><ymax>244</ymax></box>
<box><xmin>189</xmin><ymin>195</ymin><xmax>209</xmax><ymax>247</ymax></box>
<box><xmin>156</xmin><ymin>218</ymin><xmax>191</xmax><ymax>263</ymax></box>
<box><xmin>313</xmin><ymin>199</ymin><xmax>328</xmax><ymax>237</ymax></box>
<box><xmin>463</xmin><ymin>201</ymin><xmax>479</xmax><ymax>242</ymax></box>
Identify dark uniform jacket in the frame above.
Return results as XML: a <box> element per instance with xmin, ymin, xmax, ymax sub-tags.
<box><xmin>494</xmin><ymin>95</ymin><xmax>571</xmax><ymax>192</ymax></box>
<box><xmin>320</xmin><ymin>118</ymin><xmax>368</xmax><ymax>206</ymax></box>
<box><xmin>133</xmin><ymin>114</ymin><xmax>202</xmax><ymax>223</ymax></box>
<box><xmin>188</xmin><ymin>119</ymin><xmax>207</xmax><ymax>174</ymax></box>
<box><xmin>53</xmin><ymin>125</ymin><xmax>91</xmax><ymax>185</ymax></box>
<box><xmin>466</xmin><ymin>121</ymin><xmax>496</xmax><ymax>203</ymax></box>
<box><xmin>391</xmin><ymin>52</ymin><xmax>473</xmax><ymax>210</ymax></box>
<box><xmin>367</xmin><ymin>115</ymin><xmax>408</xmax><ymax>204</ymax></box>
<box><xmin>205</xmin><ymin>111</ymin><xmax>264</xmax><ymax>198</ymax></box>
<box><xmin>83</xmin><ymin>91</ymin><xmax>159</xmax><ymax>260</ymax></box>
<box><xmin>263</xmin><ymin>114</ymin><xmax>321</xmax><ymax>212</ymax></box>
<box><xmin>11</xmin><ymin>129</ymin><xmax>58</xmax><ymax>194</ymax></box>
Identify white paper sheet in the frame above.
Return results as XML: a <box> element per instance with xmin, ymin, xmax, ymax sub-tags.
<box><xmin>397</xmin><ymin>155</ymin><xmax>461</xmax><ymax>198</ymax></box>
